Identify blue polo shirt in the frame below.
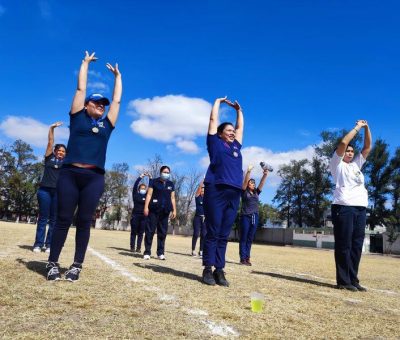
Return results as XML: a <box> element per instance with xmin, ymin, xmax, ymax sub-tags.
<box><xmin>63</xmin><ymin>109</ymin><xmax>114</xmax><ymax>170</ymax></box>
<box><xmin>132</xmin><ymin>177</ymin><xmax>146</xmax><ymax>215</ymax></box>
<box><xmin>204</xmin><ymin>134</ymin><xmax>243</xmax><ymax>189</ymax></box>
<box><xmin>40</xmin><ymin>154</ymin><xmax>64</xmax><ymax>188</ymax></box>
<box><xmin>195</xmin><ymin>195</ymin><xmax>204</xmax><ymax>216</ymax></box>
<box><xmin>148</xmin><ymin>177</ymin><xmax>175</xmax><ymax>213</ymax></box>
<box><xmin>241</xmin><ymin>188</ymin><xmax>261</xmax><ymax>215</ymax></box>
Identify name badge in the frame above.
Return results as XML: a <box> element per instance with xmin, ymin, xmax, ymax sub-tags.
<box><xmin>142</xmin><ymin>198</ymin><xmax>145</xmax><ymax>201</ymax></box>
<box><xmin>233</xmin><ymin>151</ymin><xmax>239</xmax><ymax>158</ymax></box>
<box><xmin>167</xmin><ymin>186</ymin><xmax>172</xmax><ymax>190</ymax></box>
<box><xmin>152</xmin><ymin>199</ymin><xmax>158</xmax><ymax>203</ymax></box>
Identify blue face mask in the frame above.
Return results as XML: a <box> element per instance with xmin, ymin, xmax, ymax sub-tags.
<box><xmin>139</xmin><ymin>189</ymin><xmax>146</xmax><ymax>195</ymax></box>
<box><xmin>161</xmin><ymin>173</ymin><xmax>170</xmax><ymax>180</ymax></box>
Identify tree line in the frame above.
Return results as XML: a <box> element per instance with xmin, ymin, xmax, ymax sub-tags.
<box><xmin>1</xmin><ymin>133</ymin><xmax>399</xmax><ymax>235</ymax></box>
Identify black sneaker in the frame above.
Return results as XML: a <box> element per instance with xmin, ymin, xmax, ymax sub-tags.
<box><xmin>202</xmin><ymin>268</ymin><xmax>216</xmax><ymax>286</ymax></box>
<box><xmin>136</xmin><ymin>248</ymin><xmax>141</xmax><ymax>253</ymax></box>
<box><xmin>65</xmin><ymin>263</ymin><xmax>82</xmax><ymax>282</ymax></box>
<box><xmin>352</xmin><ymin>282</ymin><xmax>367</xmax><ymax>292</ymax></box>
<box><xmin>213</xmin><ymin>269</ymin><xmax>229</xmax><ymax>287</ymax></box>
<box><xmin>337</xmin><ymin>284</ymin><xmax>358</xmax><ymax>292</ymax></box>
<box><xmin>46</xmin><ymin>262</ymin><xmax>61</xmax><ymax>281</ymax></box>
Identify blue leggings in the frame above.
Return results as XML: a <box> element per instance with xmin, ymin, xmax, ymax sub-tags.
<box><xmin>34</xmin><ymin>187</ymin><xmax>57</xmax><ymax>248</ymax></box>
<box><xmin>202</xmin><ymin>183</ymin><xmax>241</xmax><ymax>269</ymax></box>
<box><xmin>130</xmin><ymin>214</ymin><xmax>146</xmax><ymax>250</ymax></box>
<box><xmin>192</xmin><ymin>215</ymin><xmax>206</xmax><ymax>251</ymax></box>
<box><xmin>239</xmin><ymin>213</ymin><xmax>258</xmax><ymax>261</ymax></box>
<box><xmin>49</xmin><ymin>166</ymin><xmax>104</xmax><ymax>264</ymax></box>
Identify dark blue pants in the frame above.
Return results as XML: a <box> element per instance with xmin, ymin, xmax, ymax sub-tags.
<box><xmin>49</xmin><ymin>166</ymin><xmax>104</xmax><ymax>264</ymax></box>
<box><xmin>192</xmin><ymin>215</ymin><xmax>206</xmax><ymax>251</ymax></box>
<box><xmin>202</xmin><ymin>183</ymin><xmax>241</xmax><ymax>270</ymax></box>
<box><xmin>130</xmin><ymin>213</ymin><xmax>146</xmax><ymax>250</ymax></box>
<box><xmin>331</xmin><ymin>204</ymin><xmax>366</xmax><ymax>286</ymax></box>
<box><xmin>34</xmin><ymin>187</ymin><xmax>58</xmax><ymax>248</ymax></box>
<box><xmin>239</xmin><ymin>213</ymin><xmax>258</xmax><ymax>261</ymax></box>
<box><xmin>144</xmin><ymin>210</ymin><xmax>170</xmax><ymax>256</ymax></box>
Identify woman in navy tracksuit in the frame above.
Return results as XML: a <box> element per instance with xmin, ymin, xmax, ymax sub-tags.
<box><xmin>143</xmin><ymin>166</ymin><xmax>176</xmax><ymax>260</ymax></box>
<box><xmin>130</xmin><ymin>173</ymin><xmax>151</xmax><ymax>253</ymax></box>
<box><xmin>202</xmin><ymin>96</ymin><xmax>244</xmax><ymax>287</ymax></box>
<box><xmin>239</xmin><ymin>165</ymin><xmax>269</xmax><ymax>265</ymax></box>
<box><xmin>191</xmin><ymin>179</ymin><xmax>206</xmax><ymax>257</ymax></box>
<box><xmin>46</xmin><ymin>51</ymin><xmax>122</xmax><ymax>282</ymax></box>
<box><xmin>33</xmin><ymin>122</ymin><xmax>66</xmax><ymax>253</ymax></box>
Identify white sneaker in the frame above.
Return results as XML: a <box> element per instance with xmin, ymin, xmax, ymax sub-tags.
<box><xmin>33</xmin><ymin>247</ymin><xmax>41</xmax><ymax>253</ymax></box>
<box><xmin>143</xmin><ymin>255</ymin><xmax>150</xmax><ymax>260</ymax></box>
<box><xmin>45</xmin><ymin>248</ymin><xmax>51</xmax><ymax>253</ymax></box>
<box><xmin>158</xmin><ymin>254</ymin><xmax>166</xmax><ymax>260</ymax></box>
<box><xmin>199</xmin><ymin>251</ymin><xmax>203</xmax><ymax>258</ymax></box>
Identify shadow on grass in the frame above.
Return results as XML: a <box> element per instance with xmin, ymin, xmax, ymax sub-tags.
<box><xmin>108</xmin><ymin>247</ymin><xmax>143</xmax><ymax>258</ymax></box>
<box><xmin>16</xmin><ymin>258</ymin><xmax>68</xmax><ymax>277</ymax></box>
<box><xmin>251</xmin><ymin>270</ymin><xmax>337</xmax><ymax>289</ymax></box>
<box><xmin>18</xmin><ymin>245</ymin><xmax>33</xmax><ymax>251</ymax></box>
<box><xmin>165</xmin><ymin>250</ymin><xmax>194</xmax><ymax>258</ymax></box>
<box><xmin>133</xmin><ymin>263</ymin><xmax>202</xmax><ymax>283</ymax></box>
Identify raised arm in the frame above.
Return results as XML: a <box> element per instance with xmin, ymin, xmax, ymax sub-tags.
<box><xmin>71</xmin><ymin>51</ymin><xmax>98</xmax><ymax>114</ymax></box>
<box><xmin>208</xmin><ymin>97</ymin><xmax>227</xmax><ymax>135</ymax></box>
<box><xmin>336</xmin><ymin>120</ymin><xmax>367</xmax><ymax>157</ymax></box>
<box><xmin>133</xmin><ymin>174</ymin><xmax>144</xmax><ymax>193</ymax></box>
<box><xmin>242</xmin><ymin>165</ymin><xmax>253</xmax><ymax>190</ymax></box>
<box><xmin>195</xmin><ymin>178</ymin><xmax>204</xmax><ymax>197</ymax></box>
<box><xmin>45</xmin><ymin>122</ymin><xmax>63</xmax><ymax>157</ymax></box>
<box><xmin>225</xmin><ymin>100</ymin><xmax>244</xmax><ymax>144</ymax></box>
<box><xmin>106</xmin><ymin>63</ymin><xmax>122</xmax><ymax>127</ymax></box>
<box><xmin>361</xmin><ymin>123</ymin><xmax>372</xmax><ymax>159</ymax></box>
<box><xmin>257</xmin><ymin>169</ymin><xmax>269</xmax><ymax>192</ymax></box>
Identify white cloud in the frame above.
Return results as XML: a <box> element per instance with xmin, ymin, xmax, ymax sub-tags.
<box><xmin>0</xmin><ymin>116</ymin><xmax>69</xmax><ymax>147</ymax></box>
<box><xmin>128</xmin><ymin>95</ymin><xmax>211</xmax><ymax>153</ymax></box>
<box><xmin>199</xmin><ymin>144</ymin><xmax>316</xmax><ymax>187</ymax></box>
<box><xmin>87</xmin><ymin>81</ymin><xmax>109</xmax><ymax>93</ymax></box>
<box><xmin>0</xmin><ymin>5</ymin><xmax>5</xmax><ymax>16</ymax></box>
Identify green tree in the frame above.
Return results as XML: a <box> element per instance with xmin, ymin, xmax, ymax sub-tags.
<box><xmin>315</xmin><ymin>129</ymin><xmax>362</xmax><ymax>159</ymax></box>
<box><xmin>388</xmin><ymin>147</ymin><xmax>400</xmax><ymax>225</ymax></box>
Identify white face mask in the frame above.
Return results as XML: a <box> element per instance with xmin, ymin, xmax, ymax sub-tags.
<box><xmin>139</xmin><ymin>189</ymin><xmax>146</xmax><ymax>195</ymax></box>
<box><xmin>161</xmin><ymin>173</ymin><xmax>170</xmax><ymax>180</ymax></box>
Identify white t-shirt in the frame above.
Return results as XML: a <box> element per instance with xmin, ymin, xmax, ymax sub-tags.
<box><xmin>330</xmin><ymin>151</ymin><xmax>368</xmax><ymax>207</ymax></box>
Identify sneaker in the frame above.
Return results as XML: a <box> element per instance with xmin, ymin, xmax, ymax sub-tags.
<box><xmin>198</xmin><ymin>251</ymin><xmax>203</xmax><ymax>258</ymax></box>
<box><xmin>202</xmin><ymin>267</ymin><xmax>216</xmax><ymax>286</ymax></box>
<box><xmin>45</xmin><ymin>248</ymin><xmax>51</xmax><ymax>254</ymax></box>
<box><xmin>158</xmin><ymin>254</ymin><xmax>166</xmax><ymax>260</ymax></box>
<box><xmin>191</xmin><ymin>251</ymin><xmax>197</xmax><ymax>257</ymax></box>
<box><xmin>65</xmin><ymin>263</ymin><xmax>82</xmax><ymax>282</ymax></box>
<box><xmin>352</xmin><ymin>282</ymin><xmax>367</xmax><ymax>292</ymax></box>
<box><xmin>136</xmin><ymin>248</ymin><xmax>141</xmax><ymax>253</ymax></box>
<box><xmin>240</xmin><ymin>259</ymin><xmax>249</xmax><ymax>266</ymax></box>
<box><xmin>33</xmin><ymin>247</ymin><xmax>41</xmax><ymax>253</ymax></box>
<box><xmin>337</xmin><ymin>284</ymin><xmax>358</xmax><ymax>292</ymax></box>
<box><xmin>46</xmin><ymin>262</ymin><xmax>61</xmax><ymax>281</ymax></box>
<box><xmin>213</xmin><ymin>269</ymin><xmax>229</xmax><ymax>287</ymax></box>
<box><xmin>130</xmin><ymin>247</ymin><xmax>135</xmax><ymax>252</ymax></box>
<box><xmin>246</xmin><ymin>258</ymin><xmax>252</xmax><ymax>266</ymax></box>
<box><xmin>143</xmin><ymin>254</ymin><xmax>150</xmax><ymax>260</ymax></box>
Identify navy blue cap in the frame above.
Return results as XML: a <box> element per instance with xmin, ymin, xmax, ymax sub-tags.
<box><xmin>85</xmin><ymin>93</ymin><xmax>110</xmax><ymax>106</ymax></box>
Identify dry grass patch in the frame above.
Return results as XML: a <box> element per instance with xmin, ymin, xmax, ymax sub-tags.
<box><xmin>1</xmin><ymin>222</ymin><xmax>399</xmax><ymax>339</ymax></box>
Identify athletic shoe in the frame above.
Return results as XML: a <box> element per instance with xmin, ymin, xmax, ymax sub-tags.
<box><xmin>213</xmin><ymin>269</ymin><xmax>229</xmax><ymax>287</ymax></box>
<box><xmin>65</xmin><ymin>263</ymin><xmax>82</xmax><ymax>282</ymax></box>
<box><xmin>202</xmin><ymin>268</ymin><xmax>216</xmax><ymax>286</ymax></box>
<box><xmin>130</xmin><ymin>247</ymin><xmax>135</xmax><ymax>252</ymax></box>
<box><xmin>143</xmin><ymin>254</ymin><xmax>150</xmax><ymax>260</ymax></box>
<box><xmin>191</xmin><ymin>251</ymin><xmax>197</xmax><ymax>257</ymax></box>
<box><xmin>198</xmin><ymin>251</ymin><xmax>203</xmax><ymax>258</ymax></box>
<box><xmin>158</xmin><ymin>254</ymin><xmax>166</xmax><ymax>260</ymax></box>
<box><xmin>45</xmin><ymin>248</ymin><xmax>51</xmax><ymax>254</ymax></box>
<box><xmin>33</xmin><ymin>247</ymin><xmax>41</xmax><ymax>253</ymax></box>
<box><xmin>337</xmin><ymin>284</ymin><xmax>358</xmax><ymax>292</ymax></box>
<box><xmin>352</xmin><ymin>282</ymin><xmax>367</xmax><ymax>292</ymax></box>
<box><xmin>46</xmin><ymin>262</ymin><xmax>61</xmax><ymax>281</ymax></box>
<box><xmin>246</xmin><ymin>258</ymin><xmax>252</xmax><ymax>266</ymax></box>
<box><xmin>136</xmin><ymin>248</ymin><xmax>141</xmax><ymax>253</ymax></box>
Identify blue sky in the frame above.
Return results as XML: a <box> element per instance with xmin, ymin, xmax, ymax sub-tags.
<box><xmin>0</xmin><ymin>0</ymin><xmax>399</xmax><ymax>203</ymax></box>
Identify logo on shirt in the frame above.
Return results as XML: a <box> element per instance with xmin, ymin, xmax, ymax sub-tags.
<box><xmin>233</xmin><ymin>151</ymin><xmax>239</xmax><ymax>157</ymax></box>
<box><xmin>167</xmin><ymin>186</ymin><xmax>172</xmax><ymax>190</ymax></box>
<box><xmin>98</xmin><ymin>121</ymin><xmax>105</xmax><ymax>128</ymax></box>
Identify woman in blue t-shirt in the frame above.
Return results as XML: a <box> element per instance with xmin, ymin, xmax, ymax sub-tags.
<box><xmin>239</xmin><ymin>165</ymin><xmax>269</xmax><ymax>266</ymax></box>
<box><xmin>143</xmin><ymin>166</ymin><xmax>176</xmax><ymax>260</ymax></box>
<box><xmin>202</xmin><ymin>96</ymin><xmax>244</xmax><ymax>287</ymax></box>
<box><xmin>191</xmin><ymin>179</ymin><xmax>206</xmax><ymax>257</ymax></box>
<box><xmin>33</xmin><ymin>122</ymin><xmax>66</xmax><ymax>253</ymax></box>
<box><xmin>130</xmin><ymin>173</ymin><xmax>151</xmax><ymax>253</ymax></box>
<box><xmin>46</xmin><ymin>51</ymin><xmax>122</xmax><ymax>282</ymax></box>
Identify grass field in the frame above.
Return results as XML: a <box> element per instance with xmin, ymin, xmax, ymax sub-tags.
<box><xmin>1</xmin><ymin>222</ymin><xmax>399</xmax><ymax>339</ymax></box>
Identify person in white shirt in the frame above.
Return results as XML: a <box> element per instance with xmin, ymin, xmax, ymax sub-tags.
<box><xmin>330</xmin><ymin>120</ymin><xmax>372</xmax><ymax>292</ymax></box>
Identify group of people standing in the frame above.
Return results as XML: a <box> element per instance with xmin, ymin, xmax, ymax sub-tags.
<box><xmin>33</xmin><ymin>51</ymin><xmax>372</xmax><ymax>292</ymax></box>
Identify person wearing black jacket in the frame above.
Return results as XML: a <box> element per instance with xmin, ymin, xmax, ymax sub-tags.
<box><xmin>130</xmin><ymin>173</ymin><xmax>151</xmax><ymax>253</ymax></box>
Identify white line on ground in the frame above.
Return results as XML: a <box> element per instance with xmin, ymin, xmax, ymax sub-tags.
<box><xmin>87</xmin><ymin>246</ymin><xmax>239</xmax><ymax>338</ymax></box>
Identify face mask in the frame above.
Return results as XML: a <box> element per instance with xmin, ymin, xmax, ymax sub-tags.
<box><xmin>161</xmin><ymin>173</ymin><xmax>170</xmax><ymax>180</ymax></box>
<box><xmin>139</xmin><ymin>189</ymin><xmax>146</xmax><ymax>195</ymax></box>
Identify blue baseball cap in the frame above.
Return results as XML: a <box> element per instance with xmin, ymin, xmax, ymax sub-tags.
<box><xmin>85</xmin><ymin>93</ymin><xmax>110</xmax><ymax>106</ymax></box>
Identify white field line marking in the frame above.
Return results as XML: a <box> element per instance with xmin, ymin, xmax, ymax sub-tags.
<box><xmin>88</xmin><ymin>247</ymin><xmax>239</xmax><ymax>338</ymax></box>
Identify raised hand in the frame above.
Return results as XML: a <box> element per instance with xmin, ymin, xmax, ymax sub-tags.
<box><xmin>83</xmin><ymin>51</ymin><xmax>98</xmax><ymax>63</ymax></box>
<box><xmin>51</xmin><ymin>122</ymin><xmax>63</xmax><ymax>129</ymax></box>
<box><xmin>247</xmin><ymin>165</ymin><xmax>254</xmax><ymax>172</ymax></box>
<box><xmin>106</xmin><ymin>63</ymin><xmax>121</xmax><ymax>77</ymax></box>
<box><xmin>216</xmin><ymin>96</ymin><xmax>228</xmax><ymax>103</ymax></box>
<box><xmin>356</xmin><ymin>120</ymin><xmax>368</xmax><ymax>128</ymax></box>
